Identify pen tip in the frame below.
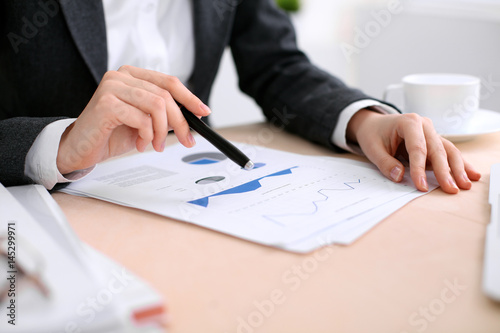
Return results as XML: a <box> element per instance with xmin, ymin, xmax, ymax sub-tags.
<box><xmin>244</xmin><ymin>161</ymin><xmax>255</xmax><ymax>170</ymax></box>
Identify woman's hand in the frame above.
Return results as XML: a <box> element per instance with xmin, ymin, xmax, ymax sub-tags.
<box><xmin>56</xmin><ymin>65</ymin><xmax>210</xmax><ymax>175</ymax></box>
<box><xmin>347</xmin><ymin>109</ymin><xmax>481</xmax><ymax>194</ymax></box>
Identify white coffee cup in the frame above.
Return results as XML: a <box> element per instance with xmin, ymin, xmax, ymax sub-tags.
<box><xmin>384</xmin><ymin>73</ymin><xmax>481</xmax><ymax>134</ymax></box>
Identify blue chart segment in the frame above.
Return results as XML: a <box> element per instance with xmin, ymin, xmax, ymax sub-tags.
<box><xmin>188</xmin><ymin>167</ymin><xmax>298</xmax><ymax>208</ymax></box>
<box><xmin>263</xmin><ymin>180</ymin><xmax>361</xmax><ymax>226</ymax></box>
<box><xmin>247</xmin><ymin>162</ymin><xmax>266</xmax><ymax>170</ymax></box>
<box><xmin>190</xmin><ymin>159</ymin><xmax>220</xmax><ymax>165</ymax></box>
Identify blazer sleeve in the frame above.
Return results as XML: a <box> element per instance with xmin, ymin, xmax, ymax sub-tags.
<box><xmin>229</xmin><ymin>0</ymin><xmax>372</xmax><ymax>149</ymax></box>
<box><xmin>0</xmin><ymin>1</ymin><xmax>103</xmax><ymax>187</ymax></box>
<box><xmin>0</xmin><ymin>117</ymin><xmax>65</xmax><ymax>187</ymax></box>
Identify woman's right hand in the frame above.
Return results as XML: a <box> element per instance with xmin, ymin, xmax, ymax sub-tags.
<box><xmin>56</xmin><ymin>65</ymin><xmax>211</xmax><ymax>175</ymax></box>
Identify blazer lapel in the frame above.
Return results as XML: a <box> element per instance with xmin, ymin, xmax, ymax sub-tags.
<box><xmin>189</xmin><ymin>0</ymin><xmax>235</xmax><ymax>99</ymax></box>
<box><xmin>59</xmin><ymin>0</ymin><xmax>107</xmax><ymax>83</ymax></box>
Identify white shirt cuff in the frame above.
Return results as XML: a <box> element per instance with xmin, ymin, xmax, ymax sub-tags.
<box><xmin>24</xmin><ymin>119</ymin><xmax>95</xmax><ymax>190</ymax></box>
<box><xmin>331</xmin><ymin>99</ymin><xmax>399</xmax><ymax>154</ymax></box>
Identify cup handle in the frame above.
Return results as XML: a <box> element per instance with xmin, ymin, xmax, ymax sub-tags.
<box><xmin>383</xmin><ymin>83</ymin><xmax>403</xmax><ymax>103</ymax></box>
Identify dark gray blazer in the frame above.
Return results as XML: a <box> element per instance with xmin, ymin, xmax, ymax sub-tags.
<box><xmin>0</xmin><ymin>0</ymin><xmax>372</xmax><ymax>186</ymax></box>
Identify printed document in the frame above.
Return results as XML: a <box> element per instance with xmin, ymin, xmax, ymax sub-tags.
<box><xmin>62</xmin><ymin>138</ymin><xmax>438</xmax><ymax>252</ymax></box>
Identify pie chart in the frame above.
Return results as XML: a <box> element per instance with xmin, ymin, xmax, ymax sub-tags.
<box><xmin>182</xmin><ymin>152</ymin><xmax>227</xmax><ymax>165</ymax></box>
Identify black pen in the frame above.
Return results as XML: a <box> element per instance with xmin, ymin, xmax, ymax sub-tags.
<box><xmin>180</xmin><ymin>106</ymin><xmax>254</xmax><ymax>170</ymax></box>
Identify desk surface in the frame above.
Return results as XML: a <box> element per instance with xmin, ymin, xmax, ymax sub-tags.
<box><xmin>53</xmin><ymin>123</ymin><xmax>500</xmax><ymax>333</ymax></box>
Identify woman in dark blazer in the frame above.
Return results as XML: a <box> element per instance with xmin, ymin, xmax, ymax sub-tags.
<box><xmin>0</xmin><ymin>0</ymin><xmax>480</xmax><ymax>192</ymax></box>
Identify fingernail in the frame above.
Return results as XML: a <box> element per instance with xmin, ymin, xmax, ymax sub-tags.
<box><xmin>160</xmin><ymin>141</ymin><xmax>166</xmax><ymax>152</ymax></box>
<box><xmin>462</xmin><ymin>171</ymin><xmax>471</xmax><ymax>184</ymax></box>
<box><xmin>390</xmin><ymin>166</ymin><xmax>403</xmax><ymax>182</ymax></box>
<box><xmin>420</xmin><ymin>176</ymin><xmax>429</xmax><ymax>191</ymax></box>
<box><xmin>449</xmin><ymin>176</ymin><xmax>459</xmax><ymax>190</ymax></box>
<box><xmin>188</xmin><ymin>132</ymin><xmax>196</xmax><ymax>146</ymax></box>
<box><xmin>200</xmin><ymin>103</ymin><xmax>211</xmax><ymax>115</ymax></box>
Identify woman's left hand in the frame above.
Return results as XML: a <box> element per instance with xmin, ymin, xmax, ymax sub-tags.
<box><xmin>346</xmin><ymin>109</ymin><xmax>481</xmax><ymax>194</ymax></box>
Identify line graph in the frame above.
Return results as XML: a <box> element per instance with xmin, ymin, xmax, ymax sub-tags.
<box><xmin>263</xmin><ymin>179</ymin><xmax>361</xmax><ymax>226</ymax></box>
<box><xmin>185</xmin><ymin>158</ymin><xmax>411</xmax><ymax>241</ymax></box>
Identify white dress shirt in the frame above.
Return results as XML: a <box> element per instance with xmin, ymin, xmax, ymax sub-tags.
<box><xmin>24</xmin><ymin>0</ymin><xmax>396</xmax><ymax>189</ymax></box>
<box><xmin>104</xmin><ymin>0</ymin><xmax>194</xmax><ymax>79</ymax></box>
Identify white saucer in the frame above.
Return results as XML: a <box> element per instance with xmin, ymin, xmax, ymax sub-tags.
<box><xmin>440</xmin><ymin>109</ymin><xmax>500</xmax><ymax>143</ymax></box>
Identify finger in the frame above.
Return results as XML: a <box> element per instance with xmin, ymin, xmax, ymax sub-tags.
<box><xmin>128</xmin><ymin>87</ymin><xmax>169</xmax><ymax>151</ymax></box>
<box><xmin>464</xmin><ymin>159</ymin><xmax>481</xmax><ymax>181</ymax></box>
<box><xmin>361</xmin><ymin>137</ymin><xmax>406</xmax><ymax>183</ymax></box>
<box><xmin>113</xmin><ymin>71</ymin><xmax>199</xmax><ymax>149</ymax></box>
<box><xmin>441</xmin><ymin>138</ymin><xmax>481</xmax><ymax>187</ymax></box>
<box><xmin>421</xmin><ymin>122</ymin><xmax>459</xmax><ymax>194</ymax></box>
<box><xmin>440</xmin><ymin>138</ymin><xmax>472</xmax><ymax>190</ymax></box>
<box><xmin>102</xmin><ymin>94</ymin><xmax>154</xmax><ymax>152</ymax></box>
<box><xmin>111</xmin><ymin>68</ymin><xmax>204</xmax><ymax>149</ymax></box>
<box><xmin>102</xmin><ymin>71</ymin><xmax>170</xmax><ymax>152</ymax></box>
<box><xmin>129</xmin><ymin>82</ymin><xmax>196</xmax><ymax>148</ymax></box>
<box><xmin>162</xmin><ymin>97</ymin><xmax>197</xmax><ymax>148</ymax></box>
<box><xmin>118</xmin><ymin>65</ymin><xmax>211</xmax><ymax>117</ymax></box>
<box><xmin>399</xmin><ymin>114</ymin><xmax>429</xmax><ymax>192</ymax></box>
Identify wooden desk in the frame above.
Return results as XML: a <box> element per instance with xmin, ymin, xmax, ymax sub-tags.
<box><xmin>52</xmin><ymin>123</ymin><xmax>500</xmax><ymax>333</ymax></box>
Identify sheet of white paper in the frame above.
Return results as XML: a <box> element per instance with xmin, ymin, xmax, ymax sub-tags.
<box><xmin>7</xmin><ymin>185</ymin><xmax>92</xmax><ymax>275</ymax></box>
<box><xmin>0</xmin><ymin>185</ymin><xmax>115</xmax><ymax>333</ymax></box>
<box><xmin>61</xmin><ymin>137</ymin><xmax>437</xmax><ymax>252</ymax></box>
<box><xmin>1</xmin><ymin>185</ymin><xmax>165</xmax><ymax>333</ymax></box>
